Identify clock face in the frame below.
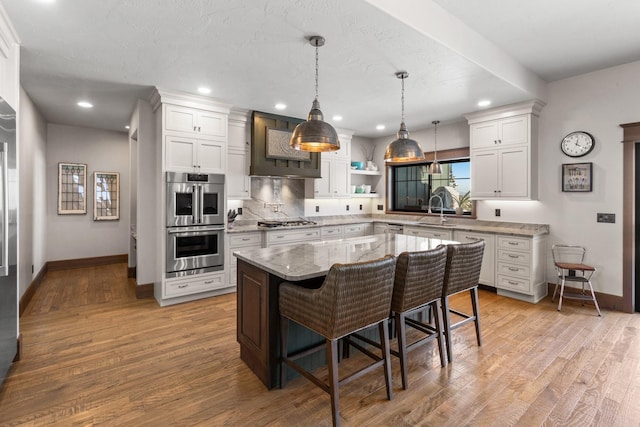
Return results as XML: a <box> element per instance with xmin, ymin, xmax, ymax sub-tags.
<box><xmin>561</xmin><ymin>131</ymin><xmax>595</xmax><ymax>157</ymax></box>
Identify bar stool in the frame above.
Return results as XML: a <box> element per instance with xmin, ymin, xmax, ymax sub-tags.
<box><xmin>552</xmin><ymin>244</ymin><xmax>601</xmax><ymax>316</ymax></box>
<box><xmin>279</xmin><ymin>255</ymin><xmax>396</xmax><ymax>427</ymax></box>
<box><xmin>441</xmin><ymin>240</ymin><xmax>485</xmax><ymax>363</ymax></box>
<box><xmin>390</xmin><ymin>246</ymin><xmax>449</xmax><ymax>389</ymax></box>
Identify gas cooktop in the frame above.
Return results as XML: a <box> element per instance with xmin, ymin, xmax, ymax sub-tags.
<box><xmin>257</xmin><ymin>220</ymin><xmax>317</xmax><ymax>228</ymax></box>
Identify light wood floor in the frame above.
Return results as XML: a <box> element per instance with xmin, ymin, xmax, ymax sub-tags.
<box><xmin>1</xmin><ymin>263</ymin><xmax>639</xmax><ymax>426</ymax></box>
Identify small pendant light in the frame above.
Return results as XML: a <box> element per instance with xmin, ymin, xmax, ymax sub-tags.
<box><xmin>384</xmin><ymin>71</ymin><xmax>424</xmax><ymax>162</ymax></box>
<box><xmin>429</xmin><ymin>120</ymin><xmax>442</xmax><ymax>174</ymax></box>
<box><xmin>289</xmin><ymin>36</ymin><xmax>340</xmax><ymax>152</ymax></box>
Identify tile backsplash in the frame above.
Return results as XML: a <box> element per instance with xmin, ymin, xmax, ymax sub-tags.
<box><xmin>240</xmin><ymin>177</ymin><xmax>306</xmax><ymax>220</ymax></box>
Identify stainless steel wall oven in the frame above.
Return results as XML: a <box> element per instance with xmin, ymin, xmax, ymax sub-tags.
<box><xmin>166</xmin><ymin>172</ymin><xmax>225</xmax><ymax>278</ymax></box>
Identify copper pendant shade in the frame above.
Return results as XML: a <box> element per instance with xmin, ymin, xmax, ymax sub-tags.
<box><xmin>384</xmin><ymin>71</ymin><xmax>424</xmax><ymax>162</ymax></box>
<box><xmin>290</xmin><ymin>36</ymin><xmax>340</xmax><ymax>152</ymax></box>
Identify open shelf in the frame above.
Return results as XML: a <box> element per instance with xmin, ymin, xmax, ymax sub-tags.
<box><xmin>350</xmin><ymin>169</ymin><xmax>382</xmax><ymax>176</ymax></box>
<box><xmin>349</xmin><ymin>193</ymin><xmax>379</xmax><ymax>198</ymax></box>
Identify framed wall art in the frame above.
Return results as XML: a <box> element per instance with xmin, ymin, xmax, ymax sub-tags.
<box><xmin>93</xmin><ymin>171</ymin><xmax>120</xmax><ymax>221</ymax></box>
<box><xmin>266</xmin><ymin>127</ymin><xmax>311</xmax><ymax>161</ymax></box>
<box><xmin>58</xmin><ymin>162</ymin><xmax>87</xmax><ymax>214</ymax></box>
<box><xmin>562</xmin><ymin>162</ymin><xmax>592</xmax><ymax>192</ymax></box>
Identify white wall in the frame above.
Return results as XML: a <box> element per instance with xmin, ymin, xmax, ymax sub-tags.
<box><xmin>476</xmin><ymin>60</ymin><xmax>640</xmax><ymax>297</ymax></box>
<box><xmin>46</xmin><ymin>124</ymin><xmax>130</xmax><ymax>262</ymax></box>
<box><xmin>18</xmin><ymin>88</ymin><xmax>47</xmax><ymax>298</ymax></box>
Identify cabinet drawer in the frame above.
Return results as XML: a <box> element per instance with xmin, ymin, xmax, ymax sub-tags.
<box><xmin>343</xmin><ymin>223</ymin><xmax>366</xmax><ymax>237</ymax></box>
<box><xmin>497</xmin><ymin>262</ymin><xmax>530</xmax><ymax>278</ymax></box>
<box><xmin>497</xmin><ymin>249</ymin><xmax>530</xmax><ymax>265</ymax></box>
<box><xmin>321</xmin><ymin>226</ymin><xmax>343</xmax><ymax>240</ymax></box>
<box><xmin>229</xmin><ymin>233</ymin><xmax>262</xmax><ymax>248</ymax></box>
<box><xmin>267</xmin><ymin>229</ymin><xmax>321</xmax><ymax>245</ymax></box>
<box><xmin>497</xmin><ymin>236</ymin><xmax>531</xmax><ymax>251</ymax></box>
<box><xmin>165</xmin><ymin>272</ymin><xmax>226</xmax><ymax>297</ymax></box>
<box><xmin>404</xmin><ymin>226</ymin><xmax>452</xmax><ymax>240</ymax></box>
<box><xmin>496</xmin><ymin>274</ymin><xmax>531</xmax><ymax>293</ymax></box>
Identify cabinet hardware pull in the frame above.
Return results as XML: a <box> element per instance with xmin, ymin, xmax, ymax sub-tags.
<box><xmin>204</xmin><ymin>280</ymin><xmax>213</xmax><ymax>284</ymax></box>
<box><xmin>508</xmin><ymin>242</ymin><xmax>519</xmax><ymax>245</ymax></box>
<box><xmin>276</xmin><ymin>235</ymin><xmax>284</xmax><ymax>239</ymax></box>
<box><xmin>508</xmin><ymin>267</ymin><xmax>519</xmax><ymax>272</ymax></box>
<box><xmin>242</xmin><ymin>238</ymin><xmax>250</xmax><ymax>241</ymax></box>
<box><xmin>433</xmin><ymin>233</ymin><xmax>442</xmax><ymax>237</ymax></box>
<box><xmin>508</xmin><ymin>280</ymin><xmax>519</xmax><ymax>285</ymax></box>
<box><xmin>306</xmin><ymin>233</ymin><xmax>313</xmax><ymax>236</ymax></box>
<box><xmin>178</xmin><ymin>284</ymin><xmax>189</xmax><ymax>288</ymax></box>
<box><xmin>465</xmin><ymin>236</ymin><xmax>478</xmax><ymax>240</ymax></box>
<box><xmin>508</xmin><ymin>254</ymin><xmax>519</xmax><ymax>258</ymax></box>
<box><xmin>198</xmin><ymin>126</ymin><xmax>201</xmax><ymax>132</ymax></box>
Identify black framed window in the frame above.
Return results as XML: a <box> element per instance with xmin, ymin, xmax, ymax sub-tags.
<box><xmin>390</xmin><ymin>159</ymin><xmax>471</xmax><ymax>214</ymax></box>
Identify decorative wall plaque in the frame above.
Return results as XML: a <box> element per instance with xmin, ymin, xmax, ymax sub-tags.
<box><xmin>266</xmin><ymin>127</ymin><xmax>311</xmax><ymax>161</ymax></box>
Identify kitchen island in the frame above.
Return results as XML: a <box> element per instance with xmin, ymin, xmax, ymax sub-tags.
<box><xmin>233</xmin><ymin>233</ymin><xmax>455</xmax><ymax>389</ymax></box>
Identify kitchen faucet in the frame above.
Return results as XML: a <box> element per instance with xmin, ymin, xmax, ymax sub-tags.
<box><xmin>428</xmin><ymin>194</ymin><xmax>446</xmax><ymax>225</ymax></box>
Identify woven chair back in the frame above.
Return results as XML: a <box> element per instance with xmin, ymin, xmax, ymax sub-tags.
<box><xmin>391</xmin><ymin>245</ymin><xmax>448</xmax><ymax>313</ymax></box>
<box><xmin>442</xmin><ymin>241</ymin><xmax>485</xmax><ymax>297</ymax></box>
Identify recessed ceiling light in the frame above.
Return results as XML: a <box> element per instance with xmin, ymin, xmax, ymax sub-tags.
<box><xmin>274</xmin><ymin>103</ymin><xmax>286</xmax><ymax>110</ymax></box>
<box><xmin>77</xmin><ymin>101</ymin><xmax>93</xmax><ymax>108</ymax></box>
<box><xmin>125</xmin><ymin>125</ymin><xmax>130</xmax><ymax>130</ymax></box>
<box><xmin>197</xmin><ymin>87</ymin><xmax>211</xmax><ymax>95</ymax></box>
<box><xmin>36</xmin><ymin>0</ymin><xmax>56</xmax><ymax>3</ymax></box>
<box><xmin>332</xmin><ymin>115</ymin><xmax>343</xmax><ymax>121</ymax></box>
<box><xmin>477</xmin><ymin>100</ymin><xmax>491</xmax><ymax>107</ymax></box>
<box><xmin>376</xmin><ymin>124</ymin><xmax>386</xmax><ymax>131</ymax></box>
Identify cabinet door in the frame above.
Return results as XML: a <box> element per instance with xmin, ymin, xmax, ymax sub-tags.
<box><xmin>470</xmin><ymin>150</ymin><xmax>499</xmax><ymax>198</ymax></box>
<box><xmin>227</xmin><ymin>147</ymin><xmax>251</xmax><ymax>199</ymax></box>
<box><xmin>499</xmin><ymin>116</ymin><xmax>529</xmax><ymax>146</ymax></box>
<box><xmin>332</xmin><ymin>159</ymin><xmax>350</xmax><ymax>197</ymax></box>
<box><xmin>314</xmin><ymin>158</ymin><xmax>332</xmax><ymax>197</ymax></box>
<box><xmin>499</xmin><ymin>147</ymin><xmax>528</xmax><ymax>198</ymax></box>
<box><xmin>166</xmin><ymin>135</ymin><xmax>197</xmax><ymax>172</ymax></box>
<box><xmin>197</xmin><ymin>140</ymin><xmax>226</xmax><ymax>174</ymax></box>
<box><xmin>165</xmin><ymin>105</ymin><xmax>198</xmax><ymax>134</ymax></box>
<box><xmin>197</xmin><ymin>110</ymin><xmax>227</xmax><ymax>138</ymax></box>
<box><xmin>470</xmin><ymin>121</ymin><xmax>500</xmax><ymax>149</ymax></box>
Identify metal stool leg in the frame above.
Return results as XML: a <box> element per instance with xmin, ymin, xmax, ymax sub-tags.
<box><xmin>557</xmin><ymin>276</ymin><xmax>566</xmax><ymax>311</ymax></box>
<box><xmin>587</xmin><ymin>279</ymin><xmax>602</xmax><ymax>316</ymax></box>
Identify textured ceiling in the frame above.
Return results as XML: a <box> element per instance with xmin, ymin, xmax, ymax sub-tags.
<box><xmin>2</xmin><ymin>0</ymin><xmax>639</xmax><ymax>136</ymax></box>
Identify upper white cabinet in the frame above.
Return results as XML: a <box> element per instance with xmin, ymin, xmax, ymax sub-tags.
<box><xmin>465</xmin><ymin>100</ymin><xmax>544</xmax><ymax>200</ymax></box>
<box><xmin>166</xmin><ymin>136</ymin><xmax>225</xmax><ymax>174</ymax></box>
<box><xmin>305</xmin><ymin>131</ymin><xmax>352</xmax><ymax>198</ymax></box>
<box><xmin>165</xmin><ymin>104</ymin><xmax>227</xmax><ymax>139</ymax></box>
<box><xmin>227</xmin><ymin>109</ymin><xmax>251</xmax><ymax>199</ymax></box>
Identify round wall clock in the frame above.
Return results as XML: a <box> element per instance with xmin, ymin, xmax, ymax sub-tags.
<box><xmin>561</xmin><ymin>131</ymin><xmax>595</xmax><ymax>157</ymax></box>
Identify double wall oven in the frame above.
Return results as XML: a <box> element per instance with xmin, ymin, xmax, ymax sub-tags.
<box><xmin>166</xmin><ymin>172</ymin><xmax>225</xmax><ymax>278</ymax></box>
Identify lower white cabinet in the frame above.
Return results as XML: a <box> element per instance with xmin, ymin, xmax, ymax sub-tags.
<box><xmin>453</xmin><ymin>230</ymin><xmax>495</xmax><ymax>287</ymax></box>
<box><xmin>321</xmin><ymin>225</ymin><xmax>344</xmax><ymax>240</ymax></box>
<box><xmin>266</xmin><ymin>228</ymin><xmax>321</xmax><ymax>247</ymax></box>
<box><xmin>164</xmin><ymin>271</ymin><xmax>226</xmax><ymax>298</ymax></box>
<box><xmin>494</xmin><ymin>235</ymin><xmax>547</xmax><ymax>303</ymax></box>
<box><xmin>343</xmin><ymin>223</ymin><xmax>370</xmax><ymax>237</ymax></box>
<box><xmin>404</xmin><ymin>225</ymin><xmax>453</xmax><ymax>240</ymax></box>
<box><xmin>227</xmin><ymin>232</ymin><xmax>263</xmax><ymax>287</ymax></box>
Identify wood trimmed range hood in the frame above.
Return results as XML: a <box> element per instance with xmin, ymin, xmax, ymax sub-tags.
<box><xmin>250</xmin><ymin>111</ymin><xmax>321</xmax><ymax>178</ymax></box>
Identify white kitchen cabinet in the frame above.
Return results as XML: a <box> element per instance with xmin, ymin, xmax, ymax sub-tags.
<box><xmin>165</xmin><ymin>135</ymin><xmax>226</xmax><ymax>174</ymax></box>
<box><xmin>305</xmin><ymin>157</ymin><xmax>351</xmax><ymax>198</ymax></box>
<box><xmin>164</xmin><ymin>270</ymin><xmax>227</xmax><ymax>298</ymax></box>
<box><xmin>453</xmin><ymin>230</ymin><xmax>495</xmax><ymax>286</ymax></box>
<box><xmin>321</xmin><ymin>225</ymin><xmax>344</xmax><ymax>240</ymax></box>
<box><xmin>494</xmin><ymin>235</ymin><xmax>547</xmax><ymax>303</ymax></box>
<box><xmin>165</xmin><ymin>104</ymin><xmax>227</xmax><ymax>139</ymax></box>
<box><xmin>343</xmin><ymin>223</ymin><xmax>370</xmax><ymax>237</ymax></box>
<box><xmin>266</xmin><ymin>228</ymin><xmax>321</xmax><ymax>247</ymax></box>
<box><xmin>227</xmin><ymin>109</ymin><xmax>251</xmax><ymax>199</ymax></box>
<box><xmin>227</xmin><ymin>232</ymin><xmax>263</xmax><ymax>287</ymax></box>
<box><xmin>471</xmin><ymin>146</ymin><xmax>528</xmax><ymax>198</ymax></box>
<box><xmin>465</xmin><ymin>100</ymin><xmax>544</xmax><ymax>201</ymax></box>
<box><xmin>404</xmin><ymin>225</ymin><xmax>453</xmax><ymax>240</ymax></box>
<box><xmin>469</xmin><ymin>115</ymin><xmax>529</xmax><ymax>149</ymax></box>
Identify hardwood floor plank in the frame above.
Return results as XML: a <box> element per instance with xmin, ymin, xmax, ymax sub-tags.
<box><xmin>1</xmin><ymin>263</ymin><xmax>640</xmax><ymax>426</ymax></box>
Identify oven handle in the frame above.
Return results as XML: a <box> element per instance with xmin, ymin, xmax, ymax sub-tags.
<box><xmin>167</xmin><ymin>225</ymin><xmax>225</xmax><ymax>234</ymax></box>
<box><xmin>192</xmin><ymin>185</ymin><xmax>199</xmax><ymax>225</ymax></box>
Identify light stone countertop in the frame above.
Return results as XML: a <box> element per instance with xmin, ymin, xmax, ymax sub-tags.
<box><xmin>233</xmin><ymin>233</ymin><xmax>456</xmax><ymax>281</ymax></box>
<box><xmin>227</xmin><ymin>214</ymin><xmax>549</xmax><ymax>237</ymax></box>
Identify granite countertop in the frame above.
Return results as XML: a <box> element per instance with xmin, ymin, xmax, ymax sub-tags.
<box><xmin>227</xmin><ymin>214</ymin><xmax>549</xmax><ymax>237</ymax></box>
<box><xmin>233</xmin><ymin>233</ymin><xmax>455</xmax><ymax>281</ymax></box>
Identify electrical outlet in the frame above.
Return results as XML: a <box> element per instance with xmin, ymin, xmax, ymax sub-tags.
<box><xmin>315</xmin><ymin>205</ymin><xmax>319</xmax><ymax>213</ymax></box>
<box><xmin>346</xmin><ymin>205</ymin><xmax>350</xmax><ymax>211</ymax></box>
<box><xmin>377</xmin><ymin>204</ymin><xmax>384</xmax><ymax>211</ymax></box>
<box><xmin>237</xmin><ymin>207</ymin><xmax>243</xmax><ymax>215</ymax></box>
<box><xmin>495</xmin><ymin>208</ymin><xmax>501</xmax><ymax>217</ymax></box>
<box><xmin>597</xmin><ymin>213</ymin><xmax>615</xmax><ymax>223</ymax></box>
<box><xmin>359</xmin><ymin>204</ymin><xmax>363</xmax><ymax>211</ymax></box>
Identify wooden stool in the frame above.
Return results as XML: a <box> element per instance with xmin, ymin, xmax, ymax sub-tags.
<box><xmin>552</xmin><ymin>245</ymin><xmax>601</xmax><ymax>316</ymax></box>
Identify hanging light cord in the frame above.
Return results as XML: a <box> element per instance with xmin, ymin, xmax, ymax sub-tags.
<box><xmin>400</xmin><ymin>75</ymin><xmax>405</xmax><ymax>123</ymax></box>
<box><xmin>314</xmin><ymin>44</ymin><xmax>319</xmax><ymax>102</ymax></box>
<box><xmin>433</xmin><ymin>120</ymin><xmax>440</xmax><ymax>162</ymax></box>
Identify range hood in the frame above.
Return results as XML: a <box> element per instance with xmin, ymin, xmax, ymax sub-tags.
<box><xmin>250</xmin><ymin>111</ymin><xmax>321</xmax><ymax>178</ymax></box>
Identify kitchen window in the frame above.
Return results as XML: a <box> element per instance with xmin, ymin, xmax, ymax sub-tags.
<box><xmin>386</xmin><ymin>148</ymin><xmax>473</xmax><ymax>216</ymax></box>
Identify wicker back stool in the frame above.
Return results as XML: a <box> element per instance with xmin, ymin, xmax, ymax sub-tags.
<box><xmin>279</xmin><ymin>255</ymin><xmax>397</xmax><ymax>427</ymax></box>
<box><xmin>389</xmin><ymin>246</ymin><xmax>449</xmax><ymax>389</ymax></box>
<box><xmin>441</xmin><ymin>240</ymin><xmax>485</xmax><ymax>363</ymax></box>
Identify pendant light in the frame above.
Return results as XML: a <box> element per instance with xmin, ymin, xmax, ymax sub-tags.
<box><xmin>289</xmin><ymin>36</ymin><xmax>340</xmax><ymax>152</ymax></box>
<box><xmin>429</xmin><ymin>120</ymin><xmax>442</xmax><ymax>174</ymax></box>
<box><xmin>384</xmin><ymin>71</ymin><xmax>424</xmax><ymax>162</ymax></box>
